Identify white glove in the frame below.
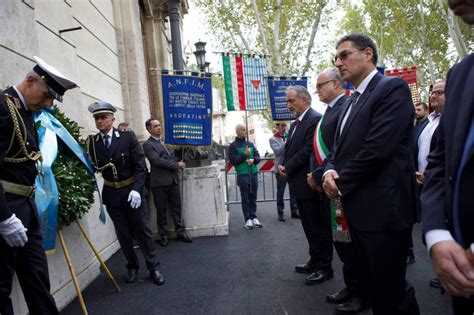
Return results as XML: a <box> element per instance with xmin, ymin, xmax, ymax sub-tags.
<box><xmin>127</xmin><ymin>190</ymin><xmax>141</xmax><ymax>209</ymax></box>
<box><xmin>0</xmin><ymin>214</ymin><xmax>28</xmax><ymax>247</ymax></box>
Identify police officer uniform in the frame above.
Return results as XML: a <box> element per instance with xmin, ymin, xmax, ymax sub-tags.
<box><xmin>87</xmin><ymin>102</ymin><xmax>164</xmax><ymax>285</ymax></box>
<box><xmin>0</xmin><ymin>56</ymin><xmax>77</xmax><ymax>315</ymax></box>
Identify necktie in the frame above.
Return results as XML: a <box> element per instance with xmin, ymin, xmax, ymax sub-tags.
<box><xmin>290</xmin><ymin>120</ymin><xmax>300</xmax><ymax>139</ymax></box>
<box><xmin>340</xmin><ymin>91</ymin><xmax>360</xmax><ymax>133</ymax></box>
<box><xmin>103</xmin><ymin>135</ymin><xmax>110</xmax><ymax>149</ymax></box>
<box><xmin>158</xmin><ymin>138</ymin><xmax>171</xmax><ymax>155</ymax></box>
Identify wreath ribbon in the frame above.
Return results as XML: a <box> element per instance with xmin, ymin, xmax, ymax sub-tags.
<box><xmin>34</xmin><ymin>109</ymin><xmax>106</xmax><ymax>252</ymax></box>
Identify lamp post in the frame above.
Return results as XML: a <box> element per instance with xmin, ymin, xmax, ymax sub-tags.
<box><xmin>193</xmin><ymin>41</ymin><xmax>207</xmax><ymax>72</ymax></box>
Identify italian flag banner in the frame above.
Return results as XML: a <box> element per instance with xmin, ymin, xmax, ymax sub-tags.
<box><xmin>222</xmin><ymin>53</ymin><xmax>268</xmax><ymax>111</ymax></box>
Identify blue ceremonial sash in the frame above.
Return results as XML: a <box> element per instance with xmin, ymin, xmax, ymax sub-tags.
<box><xmin>34</xmin><ymin>110</ymin><xmax>106</xmax><ymax>252</ymax></box>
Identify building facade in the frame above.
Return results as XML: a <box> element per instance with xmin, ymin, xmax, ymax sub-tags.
<box><xmin>0</xmin><ymin>0</ymin><xmax>188</xmax><ymax>312</ymax></box>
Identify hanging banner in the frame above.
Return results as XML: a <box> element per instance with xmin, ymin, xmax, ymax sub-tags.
<box><xmin>385</xmin><ymin>66</ymin><xmax>420</xmax><ymax>104</ymax></box>
<box><xmin>222</xmin><ymin>53</ymin><xmax>268</xmax><ymax>111</ymax></box>
<box><xmin>161</xmin><ymin>71</ymin><xmax>213</xmax><ymax>146</ymax></box>
<box><xmin>267</xmin><ymin>76</ymin><xmax>307</xmax><ymax>121</ymax></box>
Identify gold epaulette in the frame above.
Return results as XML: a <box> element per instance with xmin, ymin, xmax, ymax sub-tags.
<box><xmin>3</xmin><ymin>95</ymin><xmax>42</xmax><ymax>163</ymax></box>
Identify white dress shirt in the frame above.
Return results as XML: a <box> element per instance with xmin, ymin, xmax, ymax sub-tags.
<box><xmin>417</xmin><ymin>112</ymin><xmax>441</xmax><ymax>172</ymax></box>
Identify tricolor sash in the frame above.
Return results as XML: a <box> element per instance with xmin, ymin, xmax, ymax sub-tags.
<box><xmin>313</xmin><ymin>114</ymin><xmax>351</xmax><ymax>242</ymax></box>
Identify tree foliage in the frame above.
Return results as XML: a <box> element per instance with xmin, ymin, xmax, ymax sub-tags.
<box><xmin>339</xmin><ymin>0</ymin><xmax>473</xmax><ymax>97</ymax></box>
<box><xmin>194</xmin><ymin>0</ymin><xmax>335</xmax><ymax>77</ymax></box>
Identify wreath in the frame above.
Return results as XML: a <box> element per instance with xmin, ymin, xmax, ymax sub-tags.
<box><xmin>50</xmin><ymin>106</ymin><xmax>95</xmax><ymax>229</ymax></box>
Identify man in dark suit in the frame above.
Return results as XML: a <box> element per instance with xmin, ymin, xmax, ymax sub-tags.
<box><xmin>0</xmin><ymin>57</ymin><xmax>77</xmax><ymax>314</ymax></box>
<box><xmin>410</xmin><ymin>80</ymin><xmax>446</xmax><ymax>271</ymax></box>
<box><xmin>279</xmin><ymin>85</ymin><xmax>333</xmax><ymax>285</ymax></box>
<box><xmin>323</xmin><ymin>34</ymin><xmax>419</xmax><ymax>314</ymax></box>
<box><xmin>143</xmin><ymin>118</ymin><xmax>192</xmax><ymax>246</ymax></box>
<box><xmin>421</xmin><ymin>1</ymin><xmax>474</xmax><ymax>313</ymax></box>
<box><xmin>87</xmin><ymin>102</ymin><xmax>164</xmax><ymax>286</ymax></box>
<box><xmin>307</xmin><ymin>68</ymin><xmax>367</xmax><ymax>312</ymax></box>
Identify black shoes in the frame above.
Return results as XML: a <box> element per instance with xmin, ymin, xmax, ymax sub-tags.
<box><xmin>278</xmin><ymin>214</ymin><xmax>286</xmax><ymax>222</ymax></box>
<box><xmin>294</xmin><ymin>261</ymin><xmax>316</xmax><ymax>274</ymax></box>
<box><xmin>429</xmin><ymin>278</ymin><xmax>442</xmax><ymax>288</ymax></box>
<box><xmin>177</xmin><ymin>232</ymin><xmax>193</xmax><ymax>243</ymax></box>
<box><xmin>158</xmin><ymin>236</ymin><xmax>169</xmax><ymax>247</ymax></box>
<box><xmin>327</xmin><ymin>287</ymin><xmax>353</xmax><ymax>304</ymax></box>
<box><xmin>125</xmin><ymin>269</ymin><xmax>138</xmax><ymax>283</ymax></box>
<box><xmin>335</xmin><ymin>297</ymin><xmax>370</xmax><ymax>314</ymax></box>
<box><xmin>291</xmin><ymin>212</ymin><xmax>301</xmax><ymax>219</ymax></box>
<box><xmin>150</xmin><ymin>270</ymin><xmax>165</xmax><ymax>285</ymax></box>
<box><xmin>305</xmin><ymin>269</ymin><xmax>334</xmax><ymax>285</ymax></box>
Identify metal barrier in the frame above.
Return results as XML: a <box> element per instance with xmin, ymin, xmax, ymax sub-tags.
<box><xmin>225</xmin><ymin>157</ymin><xmax>290</xmax><ymax>208</ymax></box>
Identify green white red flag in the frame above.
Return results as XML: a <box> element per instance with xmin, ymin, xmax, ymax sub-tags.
<box><xmin>221</xmin><ymin>53</ymin><xmax>267</xmax><ymax>111</ymax></box>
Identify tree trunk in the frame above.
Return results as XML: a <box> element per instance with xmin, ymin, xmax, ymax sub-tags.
<box><xmin>272</xmin><ymin>0</ymin><xmax>282</xmax><ymax>74</ymax></box>
<box><xmin>300</xmin><ymin>1</ymin><xmax>327</xmax><ymax>76</ymax></box>
<box><xmin>438</xmin><ymin>0</ymin><xmax>468</xmax><ymax>58</ymax></box>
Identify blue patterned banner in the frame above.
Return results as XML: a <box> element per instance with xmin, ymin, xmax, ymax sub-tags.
<box><xmin>267</xmin><ymin>76</ymin><xmax>307</xmax><ymax>121</ymax></box>
<box><xmin>162</xmin><ymin>72</ymin><xmax>213</xmax><ymax>146</ymax></box>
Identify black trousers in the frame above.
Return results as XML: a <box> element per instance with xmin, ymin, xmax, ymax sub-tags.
<box><xmin>350</xmin><ymin>228</ymin><xmax>419</xmax><ymax>314</ymax></box>
<box><xmin>334</xmin><ymin>241</ymin><xmax>357</xmax><ymax>291</ymax></box>
<box><xmin>0</xmin><ymin>201</ymin><xmax>58</xmax><ymax>315</ymax></box>
<box><xmin>296</xmin><ymin>196</ymin><xmax>333</xmax><ymax>271</ymax></box>
<box><xmin>152</xmin><ymin>184</ymin><xmax>185</xmax><ymax>237</ymax></box>
<box><xmin>452</xmin><ymin>296</ymin><xmax>474</xmax><ymax>315</ymax></box>
<box><xmin>107</xmin><ymin>198</ymin><xmax>159</xmax><ymax>272</ymax></box>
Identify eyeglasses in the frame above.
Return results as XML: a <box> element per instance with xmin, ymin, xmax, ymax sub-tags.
<box><xmin>316</xmin><ymin>79</ymin><xmax>335</xmax><ymax>90</ymax></box>
<box><xmin>430</xmin><ymin>90</ymin><xmax>444</xmax><ymax>97</ymax></box>
<box><xmin>332</xmin><ymin>49</ymin><xmax>363</xmax><ymax>65</ymax></box>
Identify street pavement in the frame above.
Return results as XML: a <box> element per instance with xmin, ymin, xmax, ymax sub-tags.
<box><xmin>62</xmin><ymin>188</ymin><xmax>452</xmax><ymax>314</ymax></box>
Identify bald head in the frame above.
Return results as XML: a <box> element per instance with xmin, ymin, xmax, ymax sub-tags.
<box><xmin>235</xmin><ymin>124</ymin><xmax>247</xmax><ymax>139</ymax></box>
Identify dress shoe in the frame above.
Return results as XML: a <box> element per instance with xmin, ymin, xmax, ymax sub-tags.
<box><xmin>150</xmin><ymin>270</ymin><xmax>165</xmax><ymax>285</ymax></box>
<box><xmin>429</xmin><ymin>278</ymin><xmax>442</xmax><ymax>288</ymax></box>
<box><xmin>335</xmin><ymin>297</ymin><xmax>370</xmax><ymax>314</ymax></box>
<box><xmin>158</xmin><ymin>236</ymin><xmax>169</xmax><ymax>247</ymax></box>
<box><xmin>294</xmin><ymin>261</ymin><xmax>316</xmax><ymax>274</ymax></box>
<box><xmin>177</xmin><ymin>232</ymin><xmax>193</xmax><ymax>243</ymax></box>
<box><xmin>125</xmin><ymin>269</ymin><xmax>138</xmax><ymax>283</ymax></box>
<box><xmin>305</xmin><ymin>269</ymin><xmax>334</xmax><ymax>285</ymax></box>
<box><xmin>291</xmin><ymin>212</ymin><xmax>300</xmax><ymax>219</ymax></box>
<box><xmin>278</xmin><ymin>214</ymin><xmax>286</xmax><ymax>222</ymax></box>
<box><xmin>406</xmin><ymin>254</ymin><xmax>416</xmax><ymax>265</ymax></box>
<box><xmin>326</xmin><ymin>287</ymin><xmax>353</xmax><ymax>304</ymax></box>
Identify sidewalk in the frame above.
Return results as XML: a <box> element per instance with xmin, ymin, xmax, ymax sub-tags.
<box><xmin>62</xmin><ymin>201</ymin><xmax>451</xmax><ymax>314</ymax></box>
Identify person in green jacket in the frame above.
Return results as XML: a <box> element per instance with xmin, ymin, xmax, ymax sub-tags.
<box><xmin>228</xmin><ymin>124</ymin><xmax>262</xmax><ymax>229</ymax></box>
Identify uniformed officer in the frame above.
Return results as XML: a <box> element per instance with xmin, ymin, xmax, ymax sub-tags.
<box><xmin>0</xmin><ymin>56</ymin><xmax>77</xmax><ymax>315</ymax></box>
<box><xmin>87</xmin><ymin>101</ymin><xmax>164</xmax><ymax>285</ymax></box>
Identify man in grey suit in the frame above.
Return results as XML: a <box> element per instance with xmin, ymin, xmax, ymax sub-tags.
<box><xmin>269</xmin><ymin>122</ymin><xmax>299</xmax><ymax>221</ymax></box>
<box><xmin>143</xmin><ymin>118</ymin><xmax>192</xmax><ymax>246</ymax></box>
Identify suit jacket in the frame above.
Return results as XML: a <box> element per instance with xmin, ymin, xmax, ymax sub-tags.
<box><xmin>143</xmin><ymin>137</ymin><xmax>179</xmax><ymax>187</ymax></box>
<box><xmin>413</xmin><ymin>115</ymin><xmax>440</xmax><ymax>171</ymax></box>
<box><xmin>0</xmin><ymin>87</ymin><xmax>39</xmax><ymax>222</ymax></box>
<box><xmin>325</xmin><ymin>73</ymin><xmax>417</xmax><ymax>232</ymax></box>
<box><xmin>421</xmin><ymin>54</ymin><xmax>474</xmax><ymax>244</ymax></box>
<box><xmin>282</xmin><ymin>107</ymin><xmax>322</xmax><ymax>199</ymax></box>
<box><xmin>311</xmin><ymin>94</ymin><xmax>349</xmax><ymax>186</ymax></box>
<box><xmin>88</xmin><ymin>128</ymin><xmax>147</xmax><ymax>207</ymax></box>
